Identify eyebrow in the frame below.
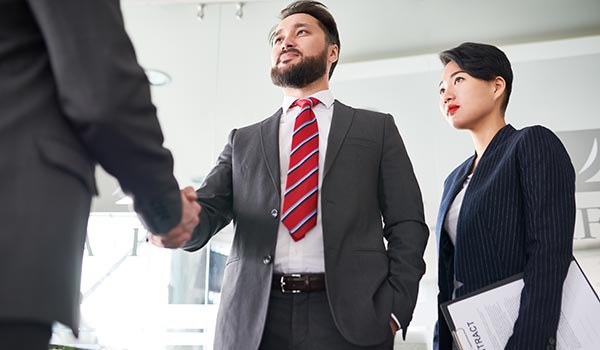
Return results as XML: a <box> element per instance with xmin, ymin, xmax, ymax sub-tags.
<box><xmin>438</xmin><ymin>70</ymin><xmax>467</xmax><ymax>86</ymax></box>
<box><xmin>272</xmin><ymin>22</ymin><xmax>311</xmax><ymax>40</ymax></box>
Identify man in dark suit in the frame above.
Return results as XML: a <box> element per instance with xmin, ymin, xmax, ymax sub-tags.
<box><xmin>0</xmin><ymin>1</ymin><xmax>200</xmax><ymax>349</ymax></box>
<box><xmin>150</xmin><ymin>1</ymin><xmax>429</xmax><ymax>349</ymax></box>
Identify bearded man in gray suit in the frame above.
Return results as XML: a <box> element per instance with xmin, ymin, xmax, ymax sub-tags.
<box><xmin>150</xmin><ymin>1</ymin><xmax>429</xmax><ymax>349</ymax></box>
<box><xmin>0</xmin><ymin>1</ymin><xmax>200</xmax><ymax>349</ymax></box>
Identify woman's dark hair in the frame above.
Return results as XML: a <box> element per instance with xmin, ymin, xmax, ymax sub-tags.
<box><xmin>440</xmin><ymin>42</ymin><xmax>513</xmax><ymax>111</ymax></box>
<box><xmin>270</xmin><ymin>1</ymin><xmax>341</xmax><ymax>79</ymax></box>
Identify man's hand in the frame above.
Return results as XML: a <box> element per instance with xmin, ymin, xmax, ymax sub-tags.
<box><xmin>147</xmin><ymin>186</ymin><xmax>201</xmax><ymax>249</ymax></box>
<box><xmin>179</xmin><ymin>186</ymin><xmax>200</xmax><ymax>233</ymax></box>
<box><xmin>390</xmin><ymin>317</ymin><xmax>399</xmax><ymax>336</ymax></box>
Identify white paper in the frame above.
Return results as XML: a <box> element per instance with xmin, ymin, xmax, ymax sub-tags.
<box><xmin>443</xmin><ymin>260</ymin><xmax>600</xmax><ymax>350</ymax></box>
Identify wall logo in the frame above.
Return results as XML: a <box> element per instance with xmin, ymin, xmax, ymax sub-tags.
<box><xmin>557</xmin><ymin>129</ymin><xmax>600</xmax><ymax>193</ymax></box>
<box><xmin>557</xmin><ymin>129</ymin><xmax>600</xmax><ymax>242</ymax></box>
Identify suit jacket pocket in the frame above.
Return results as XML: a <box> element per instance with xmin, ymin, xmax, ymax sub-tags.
<box><xmin>37</xmin><ymin>136</ymin><xmax>98</xmax><ymax>194</ymax></box>
<box><xmin>338</xmin><ymin>138</ymin><xmax>380</xmax><ymax>173</ymax></box>
<box><xmin>349</xmin><ymin>250</ymin><xmax>394</xmax><ymax>331</ymax></box>
<box><xmin>344</xmin><ymin>137</ymin><xmax>379</xmax><ymax>149</ymax></box>
<box><xmin>351</xmin><ymin>250</ymin><xmax>390</xmax><ymax>293</ymax></box>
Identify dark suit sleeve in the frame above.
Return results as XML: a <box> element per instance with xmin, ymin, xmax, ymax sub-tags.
<box><xmin>506</xmin><ymin>126</ymin><xmax>576</xmax><ymax>349</ymax></box>
<box><xmin>378</xmin><ymin>114</ymin><xmax>429</xmax><ymax>337</ymax></box>
<box><xmin>27</xmin><ymin>0</ymin><xmax>181</xmax><ymax>233</ymax></box>
<box><xmin>184</xmin><ymin>130</ymin><xmax>236</xmax><ymax>251</ymax></box>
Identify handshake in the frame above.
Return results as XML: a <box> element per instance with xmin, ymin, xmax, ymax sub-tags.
<box><xmin>147</xmin><ymin>186</ymin><xmax>201</xmax><ymax>249</ymax></box>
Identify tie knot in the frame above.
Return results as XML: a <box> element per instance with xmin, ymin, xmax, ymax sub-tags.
<box><xmin>293</xmin><ymin>97</ymin><xmax>319</xmax><ymax>109</ymax></box>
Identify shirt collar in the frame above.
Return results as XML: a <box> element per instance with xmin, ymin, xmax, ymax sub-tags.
<box><xmin>281</xmin><ymin>89</ymin><xmax>334</xmax><ymax>113</ymax></box>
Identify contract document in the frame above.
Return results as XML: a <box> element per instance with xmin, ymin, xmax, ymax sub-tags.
<box><xmin>441</xmin><ymin>260</ymin><xmax>600</xmax><ymax>350</ymax></box>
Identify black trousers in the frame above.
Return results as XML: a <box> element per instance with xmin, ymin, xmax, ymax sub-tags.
<box><xmin>0</xmin><ymin>320</ymin><xmax>52</xmax><ymax>350</ymax></box>
<box><xmin>258</xmin><ymin>290</ymin><xmax>394</xmax><ymax>350</ymax></box>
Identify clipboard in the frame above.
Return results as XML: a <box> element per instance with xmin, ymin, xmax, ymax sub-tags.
<box><xmin>440</xmin><ymin>259</ymin><xmax>600</xmax><ymax>350</ymax></box>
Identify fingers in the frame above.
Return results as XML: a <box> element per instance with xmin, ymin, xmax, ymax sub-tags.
<box><xmin>181</xmin><ymin>186</ymin><xmax>198</xmax><ymax>201</ymax></box>
<box><xmin>180</xmin><ymin>193</ymin><xmax>201</xmax><ymax>233</ymax></box>
<box><xmin>146</xmin><ymin>187</ymin><xmax>201</xmax><ymax>250</ymax></box>
<box><xmin>147</xmin><ymin>226</ymin><xmax>191</xmax><ymax>249</ymax></box>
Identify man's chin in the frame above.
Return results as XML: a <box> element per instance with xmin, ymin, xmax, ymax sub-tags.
<box><xmin>274</xmin><ymin>63</ymin><xmax>296</xmax><ymax>73</ymax></box>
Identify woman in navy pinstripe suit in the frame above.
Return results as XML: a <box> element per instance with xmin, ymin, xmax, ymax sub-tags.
<box><xmin>433</xmin><ymin>43</ymin><xmax>576</xmax><ymax>350</ymax></box>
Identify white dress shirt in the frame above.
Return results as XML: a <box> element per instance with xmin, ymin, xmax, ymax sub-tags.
<box><xmin>273</xmin><ymin>90</ymin><xmax>334</xmax><ymax>274</ymax></box>
<box><xmin>443</xmin><ymin>173</ymin><xmax>472</xmax><ymax>297</ymax></box>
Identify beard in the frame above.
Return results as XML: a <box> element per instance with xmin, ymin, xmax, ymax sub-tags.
<box><xmin>271</xmin><ymin>47</ymin><xmax>328</xmax><ymax>88</ymax></box>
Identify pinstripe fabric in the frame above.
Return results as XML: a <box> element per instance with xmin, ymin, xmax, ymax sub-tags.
<box><xmin>434</xmin><ymin>124</ymin><xmax>576</xmax><ymax>350</ymax></box>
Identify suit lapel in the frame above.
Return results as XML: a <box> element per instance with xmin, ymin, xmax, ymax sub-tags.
<box><xmin>436</xmin><ymin>156</ymin><xmax>475</xmax><ymax>250</ymax></box>
<box><xmin>323</xmin><ymin>100</ymin><xmax>354</xmax><ymax>180</ymax></box>
<box><xmin>260</xmin><ymin>109</ymin><xmax>282</xmax><ymax>195</ymax></box>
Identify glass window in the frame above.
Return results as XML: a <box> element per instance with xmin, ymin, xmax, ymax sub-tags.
<box><xmin>50</xmin><ymin>213</ymin><xmax>233</xmax><ymax>350</ymax></box>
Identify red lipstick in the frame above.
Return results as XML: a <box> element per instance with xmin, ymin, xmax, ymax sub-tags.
<box><xmin>447</xmin><ymin>104</ymin><xmax>459</xmax><ymax>115</ymax></box>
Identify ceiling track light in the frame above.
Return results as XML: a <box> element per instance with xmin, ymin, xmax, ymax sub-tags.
<box><xmin>235</xmin><ymin>2</ymin><xmax>244</xmax><ymax>20</ymax></box>
<box><xmin>194</xmin><ymin>1</ymin><xmax>247</xmax><ymax>20</ymax></box>
<box><xmin>196</xmin><ymin>3</ymin><xmax>205</xmax><ymax>21</ymax></box>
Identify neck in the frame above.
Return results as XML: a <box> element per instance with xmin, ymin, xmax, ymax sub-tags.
<box><xmin>469</xmin><ymin>115</ymin><xmax>506</xmax><ymax>160</ymax></box>
<box><xmin>282</xmin><ymin>75</ymin><xmax>329</xmax><ymax>98</ymax></box>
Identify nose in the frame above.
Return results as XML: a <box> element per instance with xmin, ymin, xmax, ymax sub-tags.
<box><xmin>280</xmin><ymin>35</ymin><xmax>294</xmax><ymax>51</ymax></box>
<box><xmin>441</xmin><ymin>88</ymin><xmax>454</xmax><ymax>104</ymax></box>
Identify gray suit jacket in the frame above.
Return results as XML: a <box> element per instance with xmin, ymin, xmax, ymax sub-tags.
<box><xmin>0</xmin><ymin>0</ymin><xmax>182</xmax><ymax>333</ymax></box>
<box><xmin>184</xmin><ymin>101</ymin><xmax>429</xmax><ymax>349</ymax></box>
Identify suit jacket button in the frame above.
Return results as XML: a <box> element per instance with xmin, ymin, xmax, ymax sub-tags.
<box><xmin>546</xmin><ymin>336</ymin><xmax>556</xmax><ymax>350</ymax></box>
<box><xmin>263</xmin><ymin>255</ymin><xmax>272</xmax><ymax>265</ymax></box>
<box><xmin>270</xmin><ymin>209</ymin><xmax>278</xmax><ymax>218</ymax></box>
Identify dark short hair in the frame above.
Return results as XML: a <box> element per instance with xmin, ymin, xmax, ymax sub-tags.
<box><xmin>439</xmin><ymin>42</ymin><xmax>513</xmax><ymax>112</ymax></box>
<box><xmin>270</xmin><ymin>1</ymin><xmax>341</xmax><ymax>79</ymax></box>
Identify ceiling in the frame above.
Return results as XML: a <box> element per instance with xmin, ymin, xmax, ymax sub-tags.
<box><xmin>91</xmin><ymin>0</ymin><xmax>600</xmax><ymax>212</ymax></box>
<box><xmin>122</xmin><ymin>0</ymin><xmax>600</xmax><ymax>61</ymax></box>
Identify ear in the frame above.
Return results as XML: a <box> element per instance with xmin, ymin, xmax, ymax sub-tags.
<box><xmin>328</xmin><ymin>44</ymin><xmax>339</xmax><ymax>64</ymax></box>
<box><xmin>493</xmin><ymin>76</ymin><xmax>506</xmax><ymax>102</ymax></box>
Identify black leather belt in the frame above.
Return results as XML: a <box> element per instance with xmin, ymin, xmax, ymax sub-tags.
<box><xmin>272</xmin><ymin>273</ymin><xmax>326</xmax><ymax>293</ymax></box>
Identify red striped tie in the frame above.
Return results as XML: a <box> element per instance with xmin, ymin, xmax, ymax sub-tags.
<box><xmin>281</xmin><ymin>98</ymin><xmax>319</xmax><ymax>241</ymax></box>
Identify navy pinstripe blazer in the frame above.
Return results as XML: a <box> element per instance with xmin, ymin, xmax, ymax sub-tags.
<box><xmin>433</xmin><ymin>124</ymin><xmax>576</xmax><ymax>350</ymax></box>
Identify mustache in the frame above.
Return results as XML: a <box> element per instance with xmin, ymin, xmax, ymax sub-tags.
<box><xmin>278</xmin><ymin>48</ymin><xmax>302</xmax><ymax>62</ymax></box>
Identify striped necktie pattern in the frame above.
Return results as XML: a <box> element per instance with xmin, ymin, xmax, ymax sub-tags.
<box><xmin>281</xmin><ymin>97</ymin><xmax>320</xmax><ymax>241</ymax></box>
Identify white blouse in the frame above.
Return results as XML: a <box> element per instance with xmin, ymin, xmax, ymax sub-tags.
<box><xmin>443</xmin><ymin>174</ymin><xmax>472</xmax><ymax>297</ymax></box>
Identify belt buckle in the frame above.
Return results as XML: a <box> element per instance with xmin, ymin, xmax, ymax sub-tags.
<box><xmin>280</xmin><ymin>273</ymin><xmax>302</xmax><ymax>294</ymax></box>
